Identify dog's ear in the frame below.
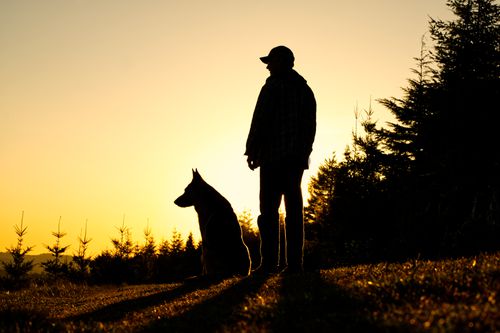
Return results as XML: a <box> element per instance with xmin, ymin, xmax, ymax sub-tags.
<box><xmin>192</xmin><ymin>169</ymin><xmax>202</xmax><ymax>181</ymax></box>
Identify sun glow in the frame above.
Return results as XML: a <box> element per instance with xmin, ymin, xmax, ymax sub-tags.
<box><xmin>0</xmin><ymin>0</ymin><xmax>452</xmax><ymax>255</ymax></box>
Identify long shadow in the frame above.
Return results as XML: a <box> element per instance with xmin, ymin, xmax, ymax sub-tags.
<box><xmin>68</xmin><ymin>278</ymin><xmax>219</xmax><ymax>324</ymax></box>
<box><xmin>140</xmin><ymin>273</ymin><xmax>270</xmax><ymax>332</ymax></box>
<box><xmin>272</xmin><ymin>271</ymin><xmax>384</xmax><ymax>332</ymax></box>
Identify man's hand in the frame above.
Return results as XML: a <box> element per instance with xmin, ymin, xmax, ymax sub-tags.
<box><xmin>247</xmin><ymin>157</ymin><xmax>260</xmax><ymax>171</ymax></box>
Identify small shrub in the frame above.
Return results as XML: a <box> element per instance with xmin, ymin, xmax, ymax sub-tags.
<box><xmin>41</xmin><ymin>217</ymin><xmax>71</xmax><ymax>279</ymax></box>
<box><xmin>1</xmin><ymin>212</ymin><xmax>35</xmax><ymax>289</ymax></box>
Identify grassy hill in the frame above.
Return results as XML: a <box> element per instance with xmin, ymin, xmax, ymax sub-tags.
<box><xmin>0</xmin><ymin>252</ymin><xmax>498</xmax><ymax>332</ymax></box>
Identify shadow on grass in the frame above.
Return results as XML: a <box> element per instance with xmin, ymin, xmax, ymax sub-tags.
<box><xmin>140</xmin><ymin>274</ymin><xmax>270</xmax><ymax>332</ymax></box>
<box><xmin>0</xmin><ymin>308</ymin><xmax>52</xmax><ymax>333</ymax></box>
<box><xmin>68</xmin><ymin>272</ymin><xmax>394</xmax><ymax>332</ymax></box>
<box><xmin>271</xmin><ymin>271</ymin><xmax>405</xmax><ymax>333</ymax></box>
<box><xmin>269</xmin><ymin>272</ymin><xmax>364</xmax><ymax>332</ymax></box>
<box><xmin>139</xmin><ymin>271</ymin><xmax>392</xmax><ymax>332</ymax></box>
<box><xmin>68</xmin><ymin>278</ymin><xmax>222</xmax><ymax>324</ymax></box>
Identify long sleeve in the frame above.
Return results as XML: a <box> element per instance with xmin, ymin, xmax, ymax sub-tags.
<box><xmin>245</xmin><ymin>84</ymin><xmax>270</xmax><ymax>159</ymax></box>
<box><xmin>301</xmin><ymin>84</ymin><xmax>316</xmax><ymax>156</ymax></box>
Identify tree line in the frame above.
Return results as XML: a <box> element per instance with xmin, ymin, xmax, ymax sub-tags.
<box><xmin>305</xmin><ymin>0</ymin><xmax>500</xmax><ymax>266</ymax></box>
<box><xmin>0</xmin><ymin>211</ymin><xmax>261</xmax><ymax>289</ymax></box>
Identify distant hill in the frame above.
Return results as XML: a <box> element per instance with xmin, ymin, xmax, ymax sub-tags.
<box><xmin>0</xmin><ymin>252</ymin><xmax>73</xmax><ymax>275</ymax></box>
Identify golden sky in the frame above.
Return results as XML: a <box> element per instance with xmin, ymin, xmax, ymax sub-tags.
<box><xmin>0</xmin><ymin>0</ymin><xmax>453</xmax><ymax>255</ymax></box>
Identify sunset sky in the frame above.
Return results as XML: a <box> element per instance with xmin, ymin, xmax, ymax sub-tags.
<box><xmin>1</xmin><ymin>1</ymin><xmax>453</xmax><ymax>255</ymax></box>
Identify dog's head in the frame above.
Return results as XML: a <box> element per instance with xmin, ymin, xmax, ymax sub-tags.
<box><xmin>174</xmin><ymin>169</ymin><xmax>205</xmax><ymax>207</ymax></box>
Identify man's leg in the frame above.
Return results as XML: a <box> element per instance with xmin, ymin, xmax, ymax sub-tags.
<box><xmin>258</xmin><ymin>166</ymin><xmax>282</xmax><ymax>272</ymax></box>
<box><xmin>283</xmin><ymin>166</ymin><xmax>305</xmax><ymax>272</ymax></box>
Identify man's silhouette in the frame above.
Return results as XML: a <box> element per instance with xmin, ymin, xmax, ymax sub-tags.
<box><xmin>245</xmin><ymin>46</ymin><xmax>316</xmax><ymax>274</ymax></box>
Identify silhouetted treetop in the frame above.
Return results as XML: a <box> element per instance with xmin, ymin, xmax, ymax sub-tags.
<box><xmin>430</xmin><ymin>0</ymin><xmax>500</xmax><ymax>82</ymax></box>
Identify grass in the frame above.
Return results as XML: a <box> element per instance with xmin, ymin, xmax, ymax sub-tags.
<box><xmin>0</xmin><ymin>252</ymin><xmax>498</xmax><ymax>332</ymax></box>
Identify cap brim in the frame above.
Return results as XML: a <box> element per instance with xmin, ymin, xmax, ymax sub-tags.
<box><xmin>260</xmin><ymin>56</ymin><xmax>270</xmax><ymax>64</ymax></box>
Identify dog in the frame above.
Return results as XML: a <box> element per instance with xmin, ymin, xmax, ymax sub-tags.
<box><xmin>174</xmin><ymin>169</ymin><xmax>251</xmax><ymax>277</ymax></box>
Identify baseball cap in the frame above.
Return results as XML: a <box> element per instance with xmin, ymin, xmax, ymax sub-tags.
<box><xmin>260</xmin><ymin>46</ymin><xmax>295</xmax><ymax>64</ymax></box>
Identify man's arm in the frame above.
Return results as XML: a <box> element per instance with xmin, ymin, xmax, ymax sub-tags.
<box><xmin>245</xmin><ymin>85</ymin><xmax>270</xmax><ymax>170</ymax></box>
<box><xmin>302</xmin><ymin>84</ymin><xmax>317</xmax><ymax>156</ymax></box>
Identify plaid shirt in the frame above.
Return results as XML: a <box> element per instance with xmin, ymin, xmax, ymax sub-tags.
<box><xmin>245</xmin><ymin>70</ymin><xmax>316</xmax><ymax>169</ymax></box>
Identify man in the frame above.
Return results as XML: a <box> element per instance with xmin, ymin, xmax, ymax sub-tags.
<box><xmin>245</xmin><ymin>46</ymin><xmax>316</xmax><ymax>274</ymax></box>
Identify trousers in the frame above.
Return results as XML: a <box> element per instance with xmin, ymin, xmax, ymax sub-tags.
<box><xmin>258</xmin><ymin>163</ymin><xmax>305</xmax><ymax>271</ymax></box>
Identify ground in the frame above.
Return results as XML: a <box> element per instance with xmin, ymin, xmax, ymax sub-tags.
<box><xmin>0</xmin><ymin>252</ymin><xmax>498</xmax><ymax>332</ymax></box>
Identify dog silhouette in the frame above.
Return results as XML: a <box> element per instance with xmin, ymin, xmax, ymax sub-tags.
<box><xmin>174</xmin><ymin>169</ymin><xmax>251</xmax><ymax>277</ymax></box>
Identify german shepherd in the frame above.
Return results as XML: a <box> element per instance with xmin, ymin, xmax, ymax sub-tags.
<box><xmin>174</xmin><ymin>169</ymin><xmax>251</xmax><ymax>277</ymax></box>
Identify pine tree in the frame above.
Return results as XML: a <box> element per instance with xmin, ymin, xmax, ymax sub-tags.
<box><xmin>305</xmin><ymin>155</ymin><xmax>337</xmax><ymax>226</ymax></box>
<box><xmin>376</xmin><ymin>0</ymin><xmax>500</xmax><ymax>254</ymax></box>
<box><xmin>182</xmin><ymin>232</ymin><xmax>201</xmax><ymax>277</ymax></box>
<box><xmin>71</xmin><ymin>221</ymin><xmax>92</xmax><ymax>280</ymax></box>
<box><xmin>184</xmin><ymin>232</ymin><xmax>197</xmax><ymax>255</ymax></box>
<box><xmin>160</xmin><ymin>229</ymin><xmax>187</xmax><ymax>281</ymax></box>
<box><xmin>305</xmin><ymin>105</ymin><xmax>388</xmax><ymax>264</ymax></box>
<box><xmin>377</xmin><ymin>36</ymin><xmax>436</xmax><ymax>178</ymax></box>
<box><xmin>427</xmin><ymin>0</ymin><xmax>500</xmax><ymax>253</ymax></box>
<box><xmin>133</xmin><ymin>222</ymin><xmax>157</xmax><ymax>282</ymax></box>
<box><xmin>42</xmin><ymin>217</ymin><xmax>71</xmax><ymax>278</ymax></box>
<box><xmin>111</xmin><ymin>217</ymin><xmax>134</xmax><ymax>259</ymax></box>
<box><xmin>169</xmin><ymin>229</ymin><xmax>184</xmax><ymax>258</ymax></box>
<box><xmin>431</xmin><ymin>0</ymin><xmax>500</xmax><ymax>83</ymax></box>
<box><xmin>156</xmin><ymin>238</ymin><xmax>171</xmax><ymax>281</ymax></box>
<box><xmin>91</xmin><ymin>217</ymin><xmax>135</xmax><ymax>284</ymax></box>
<box><xmin>428</xmin><ymin>0</ymin><xmax>499</xmax><ymax>177</ymax></box>
<box><xmin>158</xmin><ymin>239</ymin><xmax>171</xmax><ymax>257</ymax></box>
<box><xmin>1</xmin><ymin>212</ymin><xmax>34</xmax><ymax>288</ymax></box>
<box><xmin>238</xmin><ymin>210</ymin><xmax>258</xmax><ymax>238</ymax></box>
